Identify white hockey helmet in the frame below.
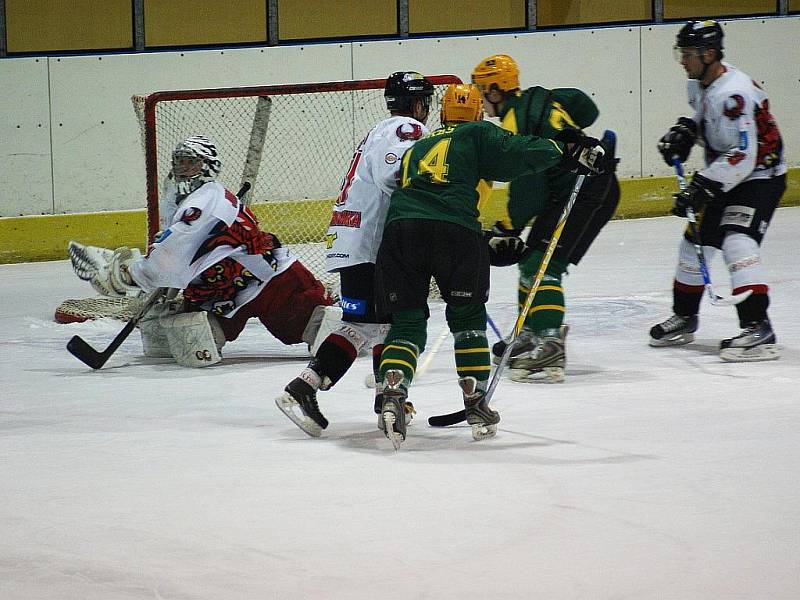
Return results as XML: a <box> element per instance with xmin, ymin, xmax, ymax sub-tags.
<box><xmin>171</xmin><ymin>135</ymin><xmax>222</xmax><ymax>196</ymax></box>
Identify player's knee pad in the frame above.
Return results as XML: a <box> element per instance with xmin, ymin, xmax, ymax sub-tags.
<box><xmin>723</xmin><ymin>232</ymin><xmax>764</xmax><ymax>289</ymax></box>
<box><xmin>304</xmin><ymin>305</ymin><xmax>343</xmax><ymax>356</ymax></box>
<box><xmin>675</xmin><ymin>237</ymin><xmax>718</xmax><ymax>287</ymax></box>
<box><xmin>446</xmin><ymin>304</ymin><xmax>487</xmax><ymax>333</ymax></box>
<box><xmin>162</xmin><ymin>311</ymin><xmax>226</xmax><ymax>367</ymax></box>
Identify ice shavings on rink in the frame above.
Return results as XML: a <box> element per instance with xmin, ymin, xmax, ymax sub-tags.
<box><xmin>1</xmin><ymin>210</ymin><xmax>799</xmax><ymax>599</ymax></box>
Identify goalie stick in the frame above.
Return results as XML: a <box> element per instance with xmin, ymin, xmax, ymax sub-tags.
<box><xmin>66</xmin><ymin>182</ymin><xmax>252</xmax><ymax>369</ymax></box>
<box><xmin>429</xmin><ymin>171</ymin><xmax>589</xmax><ymax>428</ymax></box>
<box><xmin>672</xmin><ymin>159</ymin><xmax>751</xmax><ymax>307</ymax></box>
<box><xmin>67</xmin><ymin>287</ymin><xmax>168</xmax><ymax>369</ymax></box>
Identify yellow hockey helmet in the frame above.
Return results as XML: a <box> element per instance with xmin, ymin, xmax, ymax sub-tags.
<box><xmin>471</xmin><ymin>54</ymin><xmax>520</xmax><ymax>95</ymax></box>
<box><xmin>440</xmin><ymin>83</ymin><xmax>483</xmax><ymax>124</ymax></box>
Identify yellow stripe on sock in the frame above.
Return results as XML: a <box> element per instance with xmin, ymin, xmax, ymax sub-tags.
<box><xmin>380</xmin><ymin>358</ymin><xmax>416</xmax><ymax>373</ymax></box>
<box><xmin>384</xmin><ymin>344</ymin><xmax>418</xmax><ymax>359</ymax></box>
<box><xmin>528</xmin><ymin>304</ymin><xmax>566</xmax><ymax>313</ymax></box>
<box><xmin>457</xmin><ymin>365</ymin><xmax>492</xmax><ymax>372</ymax></box>
<box><xmin>454</xmin><ymin>347</ymin><xmax>490</xmax><ymax>354</ymax></box>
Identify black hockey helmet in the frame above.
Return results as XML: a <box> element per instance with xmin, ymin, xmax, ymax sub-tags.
<box><xmin>676</xmin><ymin>20</ymin><xmax>724</xmax><ymax>53</ymax></box>
<box><xmin>384</xmin><ymin>71</ymin><xmax>434</xmax><ymax>112</ymax></box>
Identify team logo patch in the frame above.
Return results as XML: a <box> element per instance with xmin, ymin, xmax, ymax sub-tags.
<box><xmin>728</xmin><ymin>151</ymin><xmax>746</xmax><ymax>166</ymax></box>
<box><xmin>721</xmin><ymin>205</ymin><xmax>755</xmax><ymax>228</ymax></box>
<box><xmin>723</xmin><ymin>95</ymin><xmax>745</xmax><ymax>120</ymax></box>
<box><xmin>180</xmin><ymin>207</ymin><xmax>202</xmax><ymax>224</ymax></box>
<box><xmin>385</xmin><ymin>152</ymin><xmax>398</xmax><ymax>164</ymax></box>
<box><xmin>396</xmin><ymin>123</ymin><xmax>423</xmax><ymax>141</ymax></box>
<box><xmin>329</xmin><ymin>210</ymin><xmax>362</xmax><ymax>228</ymax></box>
<box><xmin>340</xmin><ymin>296</ymin><xmax>367</xmax><ymax>316</ymax></box>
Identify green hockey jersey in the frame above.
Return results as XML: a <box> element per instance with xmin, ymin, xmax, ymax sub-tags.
<box><xmin>387</xmin><ymin>120</ymin><xmax>565</xmax><ymax>232</ymax></box>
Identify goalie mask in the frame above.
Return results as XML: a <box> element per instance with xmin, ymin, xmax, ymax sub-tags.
<box><xmin>440</xmin><ymin>84</ymin><xmax>483</xmax><ymax>124</ymax></box>
<box><xmin>471</xmin><ymin>54</ymin><xmax>520</xmax><ymax>96</ymax></box>
<box><xmin>384</xmin><ymin>71</ymin><xmax>434</xmax><ymax>114</ymax></box>
<box><xmin>171</xmin><ymin>135</ymin><xmax>222</xmax><ymax>197</ymax></box>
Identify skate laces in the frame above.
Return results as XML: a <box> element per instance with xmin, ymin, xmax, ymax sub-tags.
<box><xmin>661</xmin><ymin>314</ymin><xmax>691</xmax><ymax>332</ymax></box>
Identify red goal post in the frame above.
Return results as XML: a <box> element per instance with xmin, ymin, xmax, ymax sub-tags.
<box><xmin>56</xmin><ymin>74</ymin><xmax>462</xmax><ymax>323</ymax></box>
<box><xmin>131</xmin><ymin>74</ymin><xmax>462</xmax><ymax>293</ymax></box>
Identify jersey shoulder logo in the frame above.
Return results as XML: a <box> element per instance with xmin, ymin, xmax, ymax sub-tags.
<box><xmin>396</xmin><ymin>123</ymin><xmax>423</xmax><ymax>141</ymax></box>
<box><xmin>180</xmin><ymin>207</ymin><xmax>202</xmax><ymax>224</ymax></box>
<box><xmin>723</xmin><ymin>94</ymin><xmax>746</xmax><ymax>120</ymax></box>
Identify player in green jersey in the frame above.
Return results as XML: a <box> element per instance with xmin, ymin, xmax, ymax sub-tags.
<box><xmin>472</xmin><ymin>54</ymin><xmax>620</xmax><ymax>384</ymax></box>
<box><xmin>374</xmin><ymin>83</ymin><xmax>608</xmax><ymax>449</ymax></box>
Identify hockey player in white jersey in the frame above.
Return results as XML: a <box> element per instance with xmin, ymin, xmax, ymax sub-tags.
<box><xmin>649</xmin><ymin>20</ymin><xmax>786</xmax><ymax>362</ymax></box>
<box><xmin>69</xmin><ymin>136</ymin><xmax>335</xmax><ymax>367</ymax></box>
<box><xmin>275</xmin><ymin>72</ymin><xmax>433</xmax><ymax>437</ymax></box>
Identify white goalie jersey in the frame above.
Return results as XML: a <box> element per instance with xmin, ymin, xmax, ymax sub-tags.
<box><xmin>325</xmin><ymin>115</ymin><xmax>428</xmax><ymax>272</ymax></box>
<box><xmin>130</xmin><ymin>181</ymin><xmax>295</xmax><ymax>317</ymax></box>
<box><xmin>688</xmin><ymin>62</ymin><xmax>786</xmax><ymax>192</ymax></box>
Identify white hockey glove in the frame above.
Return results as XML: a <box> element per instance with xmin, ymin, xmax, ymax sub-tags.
<box><xmin>96</xmin><ymin>248</ymin><xmax>142</xmax><ymax>297</ymax></box>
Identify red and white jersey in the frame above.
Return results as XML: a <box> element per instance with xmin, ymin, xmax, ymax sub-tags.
<box><xmin>130</xmin><ymin>181</ymin><xmax>296</xmax><ymax>318</ymax></box>
<box><xmin>687</xmin><ymin>62</ymin><xmax>786</xmax><ymax>192</ymax></box>
<box><xmin>325</xmin><ymin>115</ymin><xmax>428</xmax><ymax>272</ymax></box>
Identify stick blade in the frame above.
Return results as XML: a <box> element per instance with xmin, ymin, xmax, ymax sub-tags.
<box><xmin>67</xmin><ymin>335</ymin><xmax>108</xmax><ymax>370</ymax></box>
<box><xmin>428</xmin><ymin>410</ymin><xmax>466</xmax><ymax>427</ymax></box>
<box><xmin>709</xmin><ymin>288</ymin><xmax>753</xmax><ymax>306</ymax></box>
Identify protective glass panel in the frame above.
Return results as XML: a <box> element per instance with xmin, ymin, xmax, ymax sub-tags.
<box><xmin>6</xmin><ymin>0</ymin><xmax>132</xmax><ymax>53</ymax></box>
<box><xmin>144</xmin><ymin>0</ymin><xmax>267</xmax><ymax>47</ymax></box>
<box><xmin>538</xmin><ymin>0</ymin><xmax>651</xmax><ymax>26</ymax></box>
<box><xmin>278</xmin><ymin>0</ymin><xmax>397</xmax><ymax>40</ymax></box>
<box><xmin>664</xmin><ymin>0</ymin><xmax>777</xmax><ymax>19</ymax></box>
<box><xmin>409</xmin><ymin>0</ymin><xmax>526</xmax><ymax>33</ymax></box>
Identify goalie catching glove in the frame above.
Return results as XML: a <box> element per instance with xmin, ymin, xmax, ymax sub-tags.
<box><xmin>485</xmin><ymin>221</ymin><xmax>530</xmax><ymax>266</ymax></box>
<box><xmin>68</xmin><ymin>241</ymin><xmax>142</xmax><ymax>298</ymax></box>
<box><xmin>555</xmin><ymin>129</ymin><xmax>607</xmax><ymax>175</ymax></box>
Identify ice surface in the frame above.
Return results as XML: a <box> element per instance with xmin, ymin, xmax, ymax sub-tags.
<box><xmin>1</xmin><ymin>210</ymin><xmax>798</xmax><ymax>599</ymax></box>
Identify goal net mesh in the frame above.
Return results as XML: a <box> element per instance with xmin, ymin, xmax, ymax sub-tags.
<box><xmin>55</xmin><ymin>76</ymin><xmax>460</xmax><ymax>322</ymax></box>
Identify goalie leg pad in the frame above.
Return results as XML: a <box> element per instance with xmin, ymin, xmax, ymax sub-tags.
<box><xmin>138</xmin><ymin>298</ymin><xmax>186</xmax><ymax>358</ymax></box>
<box><xmin>304</xmin><ymin>305</ymin><xmax>343</xmax><ymax>356</ymax></box>
<box><xmin>162</xmin><ymin>311</ymin><xmax>224</xmax><ymax>367</ymax></box>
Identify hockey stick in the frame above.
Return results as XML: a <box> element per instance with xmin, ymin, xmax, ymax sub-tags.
<box><xmin>672</xmin><ymin>159</ymin><xmax>751</xmax><ymax>306</ymax></box>
<box><xmin>67</xmin><ymin>287</ymin><xmax>168</xmax><ymax>369</ymax></box>
<box><xmin>486</xmin><ymin>313</ymin><xmax>503</xmax><ymax>340</ymax></box>
<box><xmin>429</xmin><ymin>171</ymin><xmax>589</xmax><ymax>427</ymax></box>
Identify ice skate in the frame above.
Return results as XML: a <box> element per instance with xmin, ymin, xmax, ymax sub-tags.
<box><xmin>460</xmin><ymin>376</ymin><xmax>499</xmax><ymax>441</ymax></box>
<box><xmin>491</xmin><ymin>328</ymin><xmax>536</xmax><ymax>365</ymax></box>
<box><xmin>380</xmin><ymin>370</ymin><xmax>408</xmax><ymax>450</ymax></box>
<box><xmin>719</xmin><ymin>319</ymin><xmax>779</xmax><ymax>362</ymax></box>
<box><xmin>275</xmin><ymin>378</ymin><xmax>328</xmax><ymax>438</ymax></box>
<box><xmin>509</xmin><ymin>325</ymin><xmax>568</xmax><ymax>383</ymax></box>
<box><xmin>649</xmin><ymin>314</ymin><xmax>698</xmax><ymax>347</ymax></box>
<box><xmin>375</xmin><ymin>393</ymin><xmax>415</xmax><ymax>432</ymax></box>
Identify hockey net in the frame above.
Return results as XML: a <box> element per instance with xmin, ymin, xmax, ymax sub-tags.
<box><xmin>55</xmin><ymin>75</ymin><xmax>461</xmax><ymax>323</ymax></box>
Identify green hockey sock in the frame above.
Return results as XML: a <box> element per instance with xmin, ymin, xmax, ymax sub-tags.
<box><xmin>518</xmin><ymin>250</ymin><xmax>567</xmax><ymax>333</ymax></box>
<box><xmin>453</xmin><ymin>329</ymin><xmax>491</xmax><ymax>383</ymax></box>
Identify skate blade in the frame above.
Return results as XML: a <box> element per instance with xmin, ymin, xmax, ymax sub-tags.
<box><xmin>471</xmin><ymin>423</ymin><xmax>497</xmax><ymax>441</ymax></box>
<box><xmin>720</xmin><ymin>344</ymin><xmax>779</xmax><ymax>363</ymax></box>
<box><xmin>275</xmin><ymin>394</ymin><xmax>323</xmax><ymax>438</ymax></box>
<box><xmin>382</xmin><ymin>411</ymin><xmax>404</xmax><ymax>451</ymax></box>
<box><xmin>509</xmin><ymin>367</ymin><xmax>565</xmax><ymax>384</ymax></box>
<box><xmin>649</xmin><ymin>333</ymin><xmax>695</xmax><ymax>347</ymax></box>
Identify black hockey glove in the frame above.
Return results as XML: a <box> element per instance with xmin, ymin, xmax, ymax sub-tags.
<box><xmin>672</xmin><ymin>172</ymin><xmax>723</xmax><ymax>217</ymax></box>
<box><xmin>658</xmin><ymin>117</ymin><xmax>697</xmax><ymax>166</ymax></box>
<box><xmin>485</xmin><ymin>226</ymin><xmax>530</xmax><ymax>267</ymax></box>
<box><xmin>555</xmin><ymin>129</ymin><xmax>606</xmax><ymax>175</ymax></box>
